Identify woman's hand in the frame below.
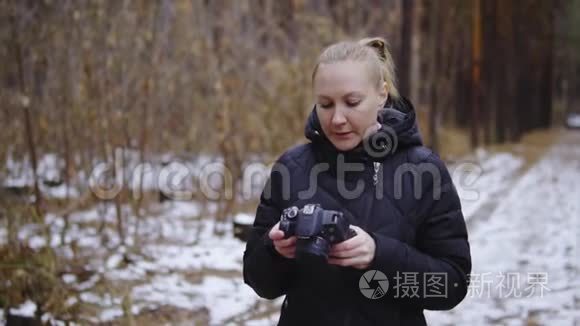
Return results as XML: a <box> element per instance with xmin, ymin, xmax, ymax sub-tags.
<box><xmin>268</xmin><ymin>222</ymin><xmax>298</xmax><ymax>259</ymax></box>
<box><xmin>328</xmin><ymin>225</ymin><xmax>376</xmax><ymax>269</ymax></box>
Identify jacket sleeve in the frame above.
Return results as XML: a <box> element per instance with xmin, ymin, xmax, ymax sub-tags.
<box><xmin>369</xmin><ymin>153</ymin><xmax>472</xmax><ymax>310</ymax></box>
<box><xmin>243</xmin><ymin>159</ymin><xmax>296</xmax><ymax>299</ymax></box>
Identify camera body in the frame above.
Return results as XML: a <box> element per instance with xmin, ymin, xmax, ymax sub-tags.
<box><xmin>279</xmin><ymin>204</ymin><xmax>356</xmax><ymax>262</ymax></box>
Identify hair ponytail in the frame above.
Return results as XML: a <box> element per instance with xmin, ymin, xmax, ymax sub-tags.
<box><xmin>359</xmin><ymin>37</ymin><xmax>400</xmax><ymax>100</ymax></box>
<box><xmin>362</xmin><ymin>37</ymin><xmax>387</xmax><ymax>60</ymax></box>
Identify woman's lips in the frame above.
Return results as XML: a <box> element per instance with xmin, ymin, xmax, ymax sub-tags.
<box><xmin>334</xmin><ymin>131</ymin><xmax>353</xmax><ymax>138</ymax></box>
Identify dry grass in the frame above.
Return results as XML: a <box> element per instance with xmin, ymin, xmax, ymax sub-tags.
<box><xmin>123</xmin><ymin>305</ymin><xmax>210</xmax><ymax>326</ymax></box>
<box><xmin>437</xmin><ymin>127</ymin><xmax>472</xmax><ymax>161</ymax></box>
<box><xmin>486</xmin><ymin>128</ymin><xmax>563</xmax><ymax>169</ymax></box>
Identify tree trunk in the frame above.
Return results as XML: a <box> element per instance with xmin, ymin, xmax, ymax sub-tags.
<box><xmin>399</xmin><ymin>0</ymin><xmax>414</xmax><ymax>97</ymax></box>
<box><xmin>10</xmin><ymin>13</ymin><xmax>43</xmax><ymax>218</ymax></box>
<box><xmin>428</xmin><ymin>0</ymin><xmax>440</xmax><ymax>152</ymax></box>
<box><xmin>471</xmin><ymin>0</ymin><xmax>482</xmax><ymax>148</ymax></box>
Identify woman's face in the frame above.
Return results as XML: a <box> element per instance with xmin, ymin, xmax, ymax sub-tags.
<box><xmin>313</xmin><ymin>60</ymin><xmax>388</xmax><ymax>151</ymax></box>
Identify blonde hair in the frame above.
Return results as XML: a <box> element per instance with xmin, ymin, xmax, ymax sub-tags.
<box><xmin>312</xmin><ymin>37</ymin><xmax>399</xmax><ymax>100</ymax></box>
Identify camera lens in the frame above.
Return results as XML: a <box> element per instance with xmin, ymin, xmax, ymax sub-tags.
<box><xmin>296</xmin><ymin>236</ymin><xmax>330</xmax><ymax>262</ymax></box>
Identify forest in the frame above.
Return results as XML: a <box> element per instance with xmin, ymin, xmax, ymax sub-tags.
<box><xmin>1</xmin><ymin>0</ymin><xmax>579</xmax><ymax>324</ymax></box>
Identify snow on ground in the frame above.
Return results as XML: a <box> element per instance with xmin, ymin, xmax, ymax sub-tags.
<box><xmin>131</xmin><ymin>274</ymin><xmax>262</xmax><ymax>323</ymax></box>
<box><xmin>2</xmin><ymin>153</ymin><xmax>80</xmax><ymax>199</ymax></box>
<box><xmin>102</xmin><ymin>209</ymin><xmax>273</xmax><ymax>325</ymax></box>
<box><xmin>1</xmin><ymin>198</ymin><xmax>258</xmax><ymax>325</ymax></box>
<box><xmin>3</xmin><ymin>131</ymin><xmax>578</xmax><ymax>325</ymax></box>
<box><xmin>451</xmin><ymin>151</ymin><xmax>524</xmax><ymax>220</ymax></box>
<box><xmin>0</xmin><ymin>148</ymin><xmax>527</xmax><ymax>325</ymax></box>
<box><xmin>107</xmin><ymin>205</ymin><xmax>263</xmax><ymax>325</ymax></box>
<box><xmin>1</xmin><ymin>151</ymin><xmax>234</xmax><ymax>200</ymax></box>
<box><xmin>425</xmin><ymin>131</ymin><xmax>580</xmax><ymax>325</ymax></box>
<box><xmin>8</xmin><ymin>300</ymin><xmax>37</xmax><ymax>317</ymax></box>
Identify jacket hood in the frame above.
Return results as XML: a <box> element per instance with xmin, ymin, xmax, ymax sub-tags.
<box><xmin>304</xmin><ymin>96</ymin><xmax>423</xmax><ymax>164</ymax></box>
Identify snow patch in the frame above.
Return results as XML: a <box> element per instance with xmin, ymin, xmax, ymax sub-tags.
<box><xmin>9</xmin><ymin>300</ymin><xmax>36</xmax><ymax>317</ymax></box>
<box><xmin>234</xmin><ymin>213</ymin><xmax>255</xmax><ymax>225</ymax></box>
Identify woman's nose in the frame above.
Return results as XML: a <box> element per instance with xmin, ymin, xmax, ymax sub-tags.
<box><xmin>331</xmin><ymin>108</ymin><xmax>347</xmax><ymax>126</ymax></box>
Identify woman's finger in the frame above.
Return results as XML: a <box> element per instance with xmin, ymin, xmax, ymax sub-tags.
<box><xmin>274</xmin><ymin>236</ymin><xmax>297</xmax><ymax>248</ymax></box>
<box><xmin>332</xmin><ymin>234</ymin><xmax>364</xmax><ymax>252</ymax></box>
<box><xmin>329</xmin><ymin>246</ymin><xmax>363</xmax><ymax>259</ymax></box>
<box><xmin>276</xmin><ymin>247</ymin><xmax>296</xmax><ymax>258</ymax></box>
<box><xmin>269</xmin><ymin>222</ymin><xmax>285</xmax><ymax>240</ymax></box>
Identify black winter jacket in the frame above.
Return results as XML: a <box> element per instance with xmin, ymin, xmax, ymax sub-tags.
<box><xmin>243</xmin><ymin>98</ymin><xmax>471</xmax><ymax>325</ymax></box>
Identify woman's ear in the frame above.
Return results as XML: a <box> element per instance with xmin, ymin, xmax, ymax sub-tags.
<box><xmin>379</xmin><ymin>94</ymin><xmax>389</xmax><ymax>108</ymax></box>
<box><xmin>378</xmin><ymin>81</ymin><xmax>388</xmax><ymax>106</ymax></box>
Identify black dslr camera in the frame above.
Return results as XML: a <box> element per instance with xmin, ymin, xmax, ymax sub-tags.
<box><xmin>279</xmin><ymin>204</ymin><xmax>356</xmax><ymax>262</ymax></box>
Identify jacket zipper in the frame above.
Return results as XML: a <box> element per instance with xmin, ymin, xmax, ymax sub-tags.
<box><xmin>373</xmin><ymin>162</ymin><xmax>381</xmax><ymax>186</ymax></box>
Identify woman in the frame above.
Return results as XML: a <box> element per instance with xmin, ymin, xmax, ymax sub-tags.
<box><xmin>243</xmin><ymin>37</ymin><xmax>471</xmax><ymax>325</ymax></box>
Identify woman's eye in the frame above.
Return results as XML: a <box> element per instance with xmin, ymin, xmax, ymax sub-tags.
<box><xmin>346</xmin><ymin>101</ymin><xmax>360</xmax><ymax>107</ymax></box>
<box><xmin>320</xmin><ymin>103</ymin><xmax>333</xmax><ymax>109</ymax></box>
